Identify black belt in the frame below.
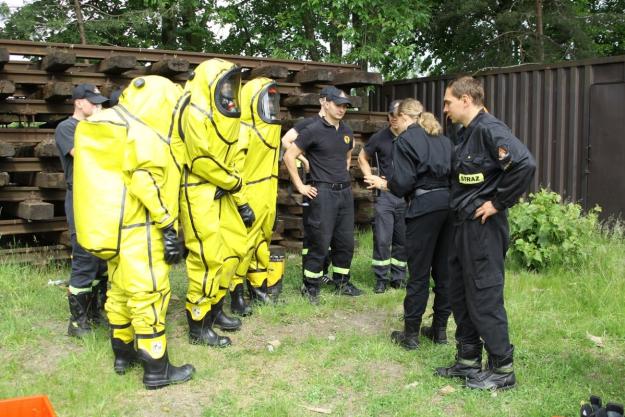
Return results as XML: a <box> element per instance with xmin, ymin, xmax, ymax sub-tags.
<box><xmin>312</xmin><ymin>181</ymin><xmax>351</xmax><ymax>190</ymax></box>
<box><xmin>413</xmin><ymin>187</ymin><xmax>447</xmax><ymax>197</ymax></box>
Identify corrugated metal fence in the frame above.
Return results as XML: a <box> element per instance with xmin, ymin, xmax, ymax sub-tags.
<box><xmin>370</xmin><ymin>56</ymin><xmax>625</xmax><ymax>218</ymax></box>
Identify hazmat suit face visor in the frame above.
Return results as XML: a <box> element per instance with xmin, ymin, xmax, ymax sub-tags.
<box><xmin>216</xmin><ymin>68</ymin><xmax>242</xmax><ymax>117</ymax></box>
<box><xmin>258</xmin><ymin>84</ymin><xmax>281</xmax><ymax>124</ymax></box>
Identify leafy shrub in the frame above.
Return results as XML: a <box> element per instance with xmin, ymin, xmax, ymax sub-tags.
<box><xmin>508</xmin><ymin>189</ymin><xmax>601</xmax><ymax>270</ymax></box>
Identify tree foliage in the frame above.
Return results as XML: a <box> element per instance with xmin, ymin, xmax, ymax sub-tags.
<box><xmin>0</xmin><ymin>0</ymin><xmax>623</xmax><ymax>78</ymax></box>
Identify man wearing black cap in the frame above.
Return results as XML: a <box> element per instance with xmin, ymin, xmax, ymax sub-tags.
<box><xmin>280</xmin><ymin>86</ymin><xmax>339</xmax><ymax>284</ymax></box>
<box><xmin>357</xmin><ymin>100</ymin><xmax>407</xmax><ymax>293</ymax></box>
<box><xmin>284</xmin><ymin>88</ymin><xmax>362</xmax><ymax>303</ymax></box>
<box><xmin>55</xmin><ymin>83</ymin><xmax>109</xmax><ymax>337</ymax></box>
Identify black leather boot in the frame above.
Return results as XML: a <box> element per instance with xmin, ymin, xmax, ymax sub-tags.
<box><xmin>230</xmin><ymin>283</ymin><xmax>252</xmax><ymax>316</ymax></box>
<box><xmin>436</xmin><ymin>342</ymin><xmax>483</xmax><ymax>379</ymax></box>
<box><xmin>466</xmin><ymin>346</ymin><xmax>516</xmax><ymax>390</ymax></box>
<box><xmin>211</xmin><ymin>298</ymin><xmax>241</xmax><ymax>331</ymax></box>
<box><xmin>247</xmin><ymin>279</ymin><xmax>271</xmax><ymax>304</ymax></box>
<box><xmin>111</xmin><ymin>338</ymin><xmax>137</xmax><ymax>375</ymax></box>
<box><xmin>186</xmin><ymin>310</ymin><xmax>231</xmax><ymax>347</ymax></box>
<box><xmin>68</xmin><ymin>292</ymin><xmax>92</xmax><ymax>337</ymax></box>
<box><xmin>391</xmin><ymin>319</ymin><xmax>420</xmax><ymax>350</ymax></box>
<box><xmin>267</xmin><ymin>280</ymin><xmax>283</xmax><ymax>302</ymax></box>
<box><xmin>301</xmin><ymin>278</ymin><xmax>321</xmax><ymax>304</ymax></box>
<box><xmin>138</xmin><ymin>349</ymin><xmax>195</xmax><ymax>390</ymax></box>
<box><xmin>88</xmin><ymin>280</ymin><xmax>109</xmax><ymax>327</ymax></box>
<box><xmin>420</xmin><ymin>326</ymin><xmax>448</xmax><ymax>344</ymax></box>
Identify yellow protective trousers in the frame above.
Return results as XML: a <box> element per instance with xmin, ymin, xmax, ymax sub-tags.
<box><xmin>106</xmin><ymin>224</ymin><xmax>171</xmax><ymax>359</ymax></box>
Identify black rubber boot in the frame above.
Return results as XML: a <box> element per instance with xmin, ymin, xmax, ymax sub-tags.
<box><xmin>247</xmin><ymin>279</ymin><xmax>271</xmax><ymax>304</ymax></box>
<box><xmin>391</xmin><ymin>319</ymin><xmax>420</xmax><ymax>350</ymax></box>
<box><xmin>67</xmin><ymin>292</ymin><xmax>93</xmax><ymax>337</ymax></box>
<box><xmin>420</xmin><ymin>326</ymin><xmax>448</xmax><ymax>344</ymax></box>
<box><xmin>267</xmin><ymin>280</ymin><xmax>283</xmax><ymax>302</ymax></box>
<box><xmin>211</xmin><ymin>298</ymin><xmax>242</xmax><ymax>331</ymax></box>
<box><xmin>581</xmin><ymin>396</ymin><xmax>603</xmax><ymax>417</ymax></box>
<box><xmin>373</xmin><ymin>280</ymin><xmax>387</xmax><ymax>294</ymax></box>
<box><xmin>301</xmin><ymin>278</ymin><xmax>321</xmax><ymax>304</ymax></box>
<box><xmin>186</xmin><ymin>311</ymin><xmax>231</xmax><ymax>347</ymax></box>
<box><xmin>138</xmin><ymin>349</ymin><xmax>195</xmax><ymax>390</ymax></box>
<box><xmin>111</xmin><ymin>338</ymin><xmax>137</xmax><ymax>375</ymax></box>
<box><xmin>465</xmin><ymin>346</ymin><xmax>516</xmax><ymax>390</ymax></box>
<box><xmin>436</xmin><ymin>342</ymin><xmax>483</xmax><ymax>379</ymax></box>
<box><xmin>88</xmin><ymin>280</ymin><xmax>109</xmax><ymax>327</ymax></box>
<box><xmin>230</xmin><ymin>284</ymin><xmax>252</xmax><ymax>317</ymax></box>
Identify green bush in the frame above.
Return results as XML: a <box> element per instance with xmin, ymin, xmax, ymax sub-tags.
<box><xmin>508</xmin><ymin>189</ymin><xmax>601</xmax><ymax>270</ymax></box>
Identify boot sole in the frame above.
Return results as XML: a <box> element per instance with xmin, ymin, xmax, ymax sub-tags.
<box><xmin>189</xmin><ymin>337</ymin><xmax>232</xmax><ymax>348</ymax></box>
<box><xmin>214</xmin><ymin>325</ymin><xmax>241</xmax><ymax>332</ymax></box>
<box><xmin>144</xmin><ymin>374</ymin><xmax>193</xmax><ymax>390</ymax></box>
<box><xmin>465</xmin><ymin>381</ymin><xmax>517</xmax><ymax>391</ymax></box>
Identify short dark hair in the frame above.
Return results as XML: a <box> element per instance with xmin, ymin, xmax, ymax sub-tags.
<box><xmin>447</xmin><ymin>76</ymin><xmax>484</xmax><ymax>106</ymax></box>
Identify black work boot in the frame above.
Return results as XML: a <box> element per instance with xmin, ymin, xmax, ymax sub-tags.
<box><xmin>111</xmin><ymin>338</ymin><xmax>138</xmax><ymax>375</ymax></box>
<box><xmin>581</xmin><ymin>395</ymin><xmax>603</xmax><ymax>417</ymax></box>
<box><xmin>211</xmin><ymin>298</ymin><xmax>242</xmax><ymax>331</ymax></box>
<box><xmin>373</xmin><ymin>280</ymin><xmax>387</xmax><ymax>294</ymax></box>
<box><xmin>138</xmin><ymin>349</ymin><xmax>195</xmax><ymax>390</ymax></box>
<box><xmin>88</xmin><ymin>280</ymin><xmax>109</xmax><ymax>327</ymax></box>
<box><xmin>186</xmin><ymin>310</ymin><xmax>231</xmax><ymax>347</ymax></box>
<box><xmin>391</xmin><ymin>319</ymin><xmax>420</xmax><ymax>350</ymax></box>
<box><xmin>436</xmin><ymin>342</ymin><xmax>483</xmax><ymax>379</ymax></box>
<box><xmin>230</xmin><ymin>283</ymin><xmax>252</xmax><ymax>316</ymax></box>
<box><xmin>420</xmin><ymin>326</ymin><xmax>448</xmax><ymax>344</ymax></box>
<box><xmin>267</xmin><ymin>280</ymin><xmax>283</xmax><ymax>302</ymax></box>
<box><xmin>465</xmin><ymin>346</ymin><xmax>516</xmax><ymax>390</ymax></box>
<box><xmin>301</xmin><ymin>278</ymin><xmax>321</xmax><ymax>304</ymax></box>
<box><xmin>247</xmin><ymin>279</ymin><xmax>271</xmax><ymax>304</ymax></box>
<box><xmin>67</xmin><ymin>292</ymin><xmax>93</xmax><ymax>337</ymax></box>
<box><xmin>334</xmin><ymin>273</ymin><xmax>363</xmax><ymax>297</ymax></box>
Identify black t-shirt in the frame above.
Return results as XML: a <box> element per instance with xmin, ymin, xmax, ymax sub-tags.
<box><xmin>363</xmin><ymin>127</ymin><xmax>396</xmax><ymax>178</ymax></box>
<box><xmin>293</xmin><ymin>114</ymin><xmax>322</xmax><ymax>133</ymax></box>
<box><xmin>54</xmin><ymin>116</ymin><xmax>79</xmax><ymax>187</ymax></box>
<box><xmin>294</xmin><ymin>117</ymin><xmax>354</xmax><ymax>184</ymax></box>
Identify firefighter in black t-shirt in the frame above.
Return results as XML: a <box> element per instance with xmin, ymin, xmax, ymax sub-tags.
<box><xmin>358</xmin><ymin>100</ymin><xmax>407</xmax><ymax>293</ymax></box>
<box><xmin>435</xmin><ymin>76</ymin><xmax>536</xmax><ymax>390</ymax></box>
<box><xmin>283</xmin><ymin>88</ymin><xmax>363</xmax><ymax>303</ymax></box>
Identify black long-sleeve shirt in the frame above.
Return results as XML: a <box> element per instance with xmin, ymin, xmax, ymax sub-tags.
<box><xmin>450</xmin><ymin>110</ymin><xmax>536</xmax><ymax>219</ymax></box>
<box><xmin>388</xmin><ymin>124</ymin><xmax>453</xmax><ymax>219</ymax></box>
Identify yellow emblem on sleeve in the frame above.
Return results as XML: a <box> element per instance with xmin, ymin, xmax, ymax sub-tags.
<box><xmin>344</xmin><ymin>135</ymin><xmax>351</xmax><ymax>144</ymax></box>
<box><xmin>459</xmin><ymin>173</ymin><xmax>485</xmax><ymax>184</ymax></box>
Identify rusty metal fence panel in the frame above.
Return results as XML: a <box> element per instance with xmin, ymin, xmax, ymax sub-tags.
<box><xmin>370</xmin><ymin>56</ymin><xmax>625</xmax><ymax>217</ymax></box>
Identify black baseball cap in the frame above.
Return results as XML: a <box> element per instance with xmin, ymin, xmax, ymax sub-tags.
<box><xmin>388</xmin><ymin>99</ymin><xmax>401</xmax><ymax>115</ymax></box>
<box><xmin>72</xmin><ymin>84</ymin><xmax>108</xmax><ymax>104</ymax></box>
<box><xmin>326</xmin><ymin>88</ymin><xmax>352</xmax><ymax>106</ymax></box>
<box><xmin>320</xmin><ymin>86</ymin><xmax>341</xmax><ymax>98</ymax></box>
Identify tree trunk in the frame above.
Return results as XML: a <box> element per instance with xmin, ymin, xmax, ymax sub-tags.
<box><xmin>351</xmin><ymin>12</ymin><xmax>367</xmax><ymax>71</ymax></box>
<box><xmin>302</xmin><ymin>13</ymin><xmax>320</xmax><ymax>61</ymax></box>
<box><xmin>161</xmin><ymin>3</ymin><xmax>177</xmax><ymax>50</ymax></box>
<box><xmin>73</xmin><ymin>0</ymin><xmax>87</xmax><ymax>45</ymax></box>
<box><xmin>535</xmin><ymin>0</ymin><xmax>544</xmax><ymax>62</ymax></box>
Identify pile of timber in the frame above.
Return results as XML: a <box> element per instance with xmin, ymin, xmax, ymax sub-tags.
<box><xmin>0</xmin><ymin>39</ymin><xmax>387</xmax><ymax>262</ymax></box>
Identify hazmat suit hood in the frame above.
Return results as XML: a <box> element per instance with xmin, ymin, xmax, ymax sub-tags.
<box><xmin>241</xmin><ymin>77</ymin><xmax>281</xmax><ymax>127</ymax></box>
<box><xmin>184</xmin><ymin>58</ymin><xmax>242</xmax><ymax>145</ymax></box>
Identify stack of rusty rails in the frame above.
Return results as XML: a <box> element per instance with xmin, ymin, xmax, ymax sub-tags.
<box><xmin>0</xmin><ymin>39</ymin><xmax>386</xmax><ymax>262</ymax></box>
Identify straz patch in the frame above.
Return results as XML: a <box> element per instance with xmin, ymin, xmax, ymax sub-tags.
<box><xmin>344</xmin><ymin>135</ymin><xmax>351</xmax><ymax>144</ymax></box>
<box><xmin>459</xmin><ymin>173</ymin><xmax>485</xmax><ymax>184</ymax></box>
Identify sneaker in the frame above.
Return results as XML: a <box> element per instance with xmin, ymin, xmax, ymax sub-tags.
<box><xmin>335</xmin><ymin>282</ymin><xmax>363</xmax><ymax>297</ymax></box>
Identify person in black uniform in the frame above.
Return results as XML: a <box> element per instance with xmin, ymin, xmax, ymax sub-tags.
<box><xmin>283</xmin><ymin>88</ymin><xmax>362</xmax><ymax>303</ymax></box>
<box><xmin>54</xmin><ymin>83</ymin><xmax>109</xmax><ymax>337</ymax></box>
<box><xmin>281</xmin><ymin>87</ymin><xmax>337</xmax><ymax>284</ymax></box>
<box><xmin>435</xmin><ymin>76</ymin><xmax>536</xmax><ymax>390</ymax></box>
<box><xmin>365</xmin><ymin>98</ymin><xmax>453</xmax><ymax>349</ymax></box>
<box><xmin>358</xmin><ymin>100</ymin><xmax>407</xmax><ymax>293</ymax></box>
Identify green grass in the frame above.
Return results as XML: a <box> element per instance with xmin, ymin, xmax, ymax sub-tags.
<box><xmin>1</xmin><ymin>229</ymin><xmax>624</xmax><ymax>417</ymax></box>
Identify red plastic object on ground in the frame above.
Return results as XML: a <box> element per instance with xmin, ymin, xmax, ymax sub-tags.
<box><xmin>0</xmin><ymin>395</ymin><xmax>57</xmax><ymax>417</ymax></box>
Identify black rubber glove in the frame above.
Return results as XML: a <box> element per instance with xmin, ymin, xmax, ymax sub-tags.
<box><xmin>214</xmin><ymin>187</ymin><xmax>227</xmax><ymax>200</ymax></box>
<box><xmin>162</xmin><ymin>224</ymin><xmax>183</xmax><ymax>264</ymax></box>
<box><xmin>237</xmin><ymin>203</ymin><xmax>256</xmax><ymax>228</ymax></box>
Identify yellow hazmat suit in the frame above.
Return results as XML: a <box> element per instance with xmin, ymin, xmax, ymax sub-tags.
<box><xmin>74</xmin><ymin>76</ymin><xmax>193</xmax><ymax>389</ymax></box>
<box><xmin>179</xmin><ymin>58</ymin><xmax>249</xmax><ymax>346</ymax></box>
<box><xmin>232</xmin><ymin>77</ymin><xmax>283</xmax><ymax>304</ymax></box>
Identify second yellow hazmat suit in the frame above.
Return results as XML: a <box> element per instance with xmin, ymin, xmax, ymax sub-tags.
<box><xmin>74</xmin><ymin>76</ymin><xmax>194</xmax><ymax>389</ymax></box>
<box><xmin>179</xmin><ymin>58</ymin><xmax>252</xmax><ymax>347</ymax></box>
<box><xmin>231</xmin><ymin>77</ymin><xmax>283</xmax><ymax>311</ymax></box>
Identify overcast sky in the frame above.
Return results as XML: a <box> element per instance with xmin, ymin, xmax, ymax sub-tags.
<box><xmin>4</xmin><ymin>0</ymin><xmax>28</xmax><ymax>9</ymax></box>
